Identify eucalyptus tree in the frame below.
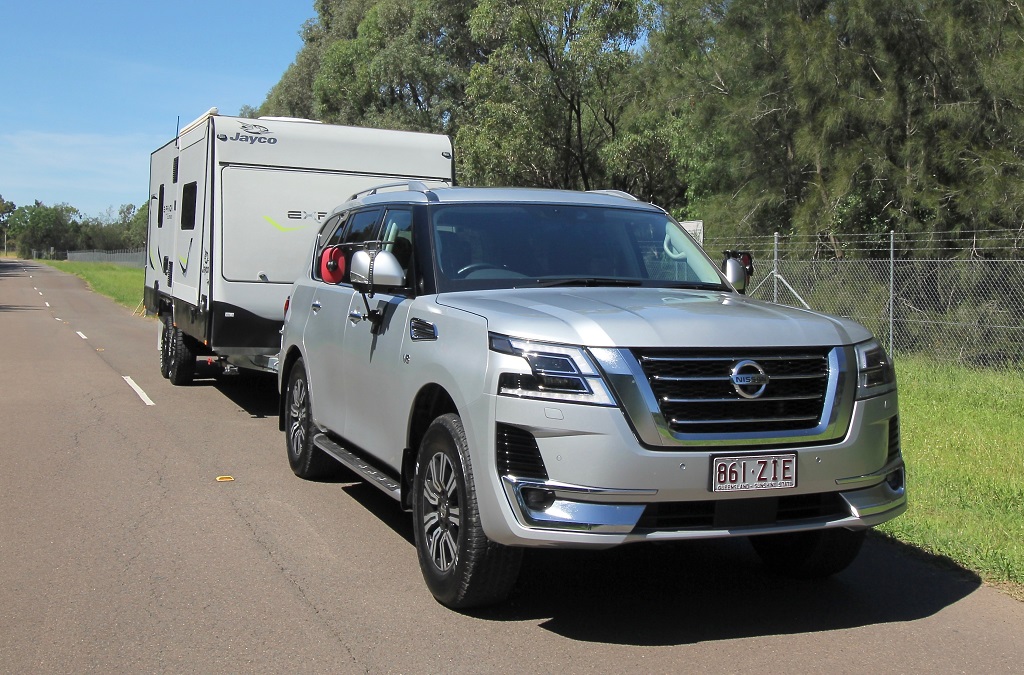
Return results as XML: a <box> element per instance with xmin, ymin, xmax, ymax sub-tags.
<box><xmin>457</xmin><ymin>0</ymin><xmax>654</xmax><ymax>191</ymax></box>
<box><xmin>312</xmin><ymin>0</ymin><xmax>482</xmax><ymax>135</ymax></box>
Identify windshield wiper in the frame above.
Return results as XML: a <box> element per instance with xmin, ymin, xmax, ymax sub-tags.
<box><xmin>530</xmin><ymin>277</ymin><xmax>644</xmax><ymax>288</ymax></box>
<box><xmin>660</xmin><ymin>281</ymin><xmax>729</xmax><ymax>291</ymax></box>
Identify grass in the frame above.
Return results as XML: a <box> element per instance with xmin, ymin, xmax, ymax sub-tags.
<box><xmin>43</xmin><ymin>260</ymin><xmax>146</xmax><ymax>310</ymax></box>
<box><xmin>35</xmin><ymin>261</ymin><xmax>1024</xmax><ymax>599</ymax></box>
<box><xmin>880</xmin><ymin>355</ymin><xmax>1024</xmax><ymax>598</ymax></box>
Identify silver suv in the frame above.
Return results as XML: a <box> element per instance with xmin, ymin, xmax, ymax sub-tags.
<box><xmin>278</xmin><ymin>184</ymin><xmax>906</xmax><ymax>608</ymax></box>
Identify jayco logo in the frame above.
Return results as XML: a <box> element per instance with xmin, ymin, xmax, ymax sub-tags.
<box><xmin>217</xmin><ymin>122</ymin><xmax>278</xmax><ymax>145</ymax></box>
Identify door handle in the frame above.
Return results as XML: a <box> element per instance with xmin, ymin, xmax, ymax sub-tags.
<box><xmin>311</xmin><ymin>300</ymin><xmax>322</xmax><ymax>312</ymax></box>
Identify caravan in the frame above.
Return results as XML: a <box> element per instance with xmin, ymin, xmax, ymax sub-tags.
<box><xmin>144</xmin><ymin>108</ymin><xmax>453</xmax><ymax>384</ymax></box>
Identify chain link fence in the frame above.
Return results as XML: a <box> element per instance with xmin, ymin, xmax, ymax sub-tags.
<box><xmin>64</xmin><ymin>248</ymin><xmax>145</xmax><ymax>267</ymax></box>
<box><xmin>705</xmin><ymin>231</ymin><xmax>1024</xmax><ymax>367</ymax></box>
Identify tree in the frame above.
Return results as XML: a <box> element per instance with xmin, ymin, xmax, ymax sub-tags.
<box><xmin>8</xmin><ymin>202</ymin><xmax>83</xmax><ymax>258</ymax></box>
<box><xmin>457</xmin><ymin>0</ymin><xmax>652</xmax><ymax>190</ymax></box>
<box><xmin>653</xmin><ymin>0</ymin><xmax>1024</xmax><ymax>252</ymax></box>
<box><xmin>312</xmin><ymin>0</ymin><xmax>484</xmax><ymax>135</ymax></box>
<box><xmin>0</xmin><ymin>194</ymin><xmax>15</xmax><ymax>254</ymax></box>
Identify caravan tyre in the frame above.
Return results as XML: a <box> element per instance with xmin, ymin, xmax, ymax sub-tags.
<box><xmin>284</xmin><ymin>358</ymin><xmax>335</xmax><ymax>480</ymax></box>
<box><xmin>159</xmin><ymin>316</ymin><xmax>173</xmax><ymax>379</ymax></box>
<box><xmin>167</xmin><ymin>326</ymin><xmax>196</xmax><ymax>386</ymax></box>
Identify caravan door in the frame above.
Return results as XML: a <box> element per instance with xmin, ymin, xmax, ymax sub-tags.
<box><xmin>171</xmin><ymin>128</ymin><xmax>211</xmax><ymax>324</ymax></box>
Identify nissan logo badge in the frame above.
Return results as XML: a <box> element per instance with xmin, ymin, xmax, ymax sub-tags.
<box><xmin>730</xmin><ymin>360</ymin><xmax>769</xmax><ymax>399</ymax></box>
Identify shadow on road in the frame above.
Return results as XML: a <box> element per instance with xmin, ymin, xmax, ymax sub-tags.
<box><xmin>1</xmin><ymin>259</ymin><xmax>47</xmax><ymax>311</ymax></box>
<box><xmin>185</xmin><ymin>367</ymin><xmax>280</xmax><ymax>419</ymax></box>
<box><xmin>0</xmin><ymin>258</ymin><xmax>31</xmax><ymax>277</ymax></box>
<box><xmin>487</xmin><ymin>534</ymin><xmax>979</xmax><ymax>644</ymax></box>
<box><xmin>342</xmin><ymin>477</ymin><xmax>981</xmax><ymax>643</ymax></box>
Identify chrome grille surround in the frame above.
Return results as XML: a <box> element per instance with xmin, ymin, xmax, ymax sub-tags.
<box><xmin>590</xmin><ymin>346</ymin><xmax>855</xmax><ymax>448</ymax></box>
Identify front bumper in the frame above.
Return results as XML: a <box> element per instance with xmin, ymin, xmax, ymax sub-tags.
<box><xmin>478</xmin><ymin>390</ymin><xmax>905</xmax><ymax>547</ymax></box>
<box><xmin>501</xmin><ymin>464</ymin><xmax>905</xmax><ymax>541</ymax></box>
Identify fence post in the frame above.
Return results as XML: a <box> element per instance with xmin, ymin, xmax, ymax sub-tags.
<box><xmin>889</xmin><ymin>229</ymin><xmax>895</xmax><ymax>356</ymax></box>
<box><xmin>773</xmin><ymin>232</ymin><xmax>779</xmax><ymax>304</ymax></box>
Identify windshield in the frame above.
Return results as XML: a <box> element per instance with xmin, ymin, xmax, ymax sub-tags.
<box><xmin>429</xmin><ymin>203</ymin><xmax>724</xmax><ymax>291</ymax></box>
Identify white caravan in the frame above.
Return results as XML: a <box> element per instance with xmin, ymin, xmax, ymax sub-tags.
<box><xmin>144</xmin><ymin>108</ymin><xmax>454</xmax><ymax>384</ymax></box>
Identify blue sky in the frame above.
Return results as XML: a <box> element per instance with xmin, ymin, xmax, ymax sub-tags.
<box><xmin>0</xmin><ymin>1</ymin><xmax>315</xmax><ymax>219</ymax></box>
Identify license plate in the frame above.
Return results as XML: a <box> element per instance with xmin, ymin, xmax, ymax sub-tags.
<box><xmin>712</xmin><ymin>454</ymin><xmax>797</xmax><ymax>492</ymax></box>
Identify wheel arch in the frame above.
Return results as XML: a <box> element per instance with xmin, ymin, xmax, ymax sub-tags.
<box><xmin>278</xmin><ymin>345</ymin><xmax>305</xmax><ymax>431</ymax></box>
<box><xmin>400</xmin><ymin>383</ymin><xmax>460</xmax><ymax>510</ymax></box>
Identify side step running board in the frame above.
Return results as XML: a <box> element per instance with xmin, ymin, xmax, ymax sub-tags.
<box><xmin>312</xmin><ymin>433</ymin><xmax>402</xmax><ymax>501</ymax></box>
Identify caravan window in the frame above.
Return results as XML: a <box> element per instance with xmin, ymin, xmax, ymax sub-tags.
<box><xmin>180</xmin><ymin>181</ymin><xmax>198</xmax><ymax>230</ymax></box>
<box><xmin>156</xmin><ymin>184</ymin><xmax>165</xmax><ymax>228</ymax></box>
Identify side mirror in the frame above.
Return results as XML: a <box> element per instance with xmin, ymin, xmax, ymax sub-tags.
<box><xmin>349</xmin><ymin>249</ymin><xmax>406</xmax><ymax>335</ymax></box>
<box><xmin>723</xmin><ymin>258</ymin><xmax>748</xmax><ymax>294</ymax></box>
<box><xmin>350</xmin><ymin>249</ymin><xmax>406</xmax><ymax>295</ymax></box>
<box><xmin>721</xmin><ymin>250</ymin><xmax>754</xmax><ymax>294</ymax></box>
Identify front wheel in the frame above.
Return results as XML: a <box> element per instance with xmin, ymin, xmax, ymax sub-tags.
<box><xmin>412</xmin><ymin>413</ymin><xmax>521</xmax><ymax>609</ymax></box>
<box><xmin>749</xmin><ymin>527</ymin><xmax>867</xmax><ymax>579</ymax></box>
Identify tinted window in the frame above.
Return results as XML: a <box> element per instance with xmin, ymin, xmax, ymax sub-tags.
<box><xmin>429</xmin><ymin>203</ymin><xmax>723</xmax><ymax>290</ymax></box>
<box><xmin>180</xmin><ymin>182</ymin><xmax>198</xmax><ymax>230</ymax></box>
<box><xmin>315</xmin><ymin>208</ymin><xmax>382</xmax><ymax>284</ymax></box>
<box><xmin>381</xmin><ymin>209</ymin><xmax>414</xmax><ymax>279</ymax></box>
<box><xmin>156</xmin><ymin>184</ymin><xmax>165</xmax><ymax>228</ymax></box>
<box><xmin>341</xmin><ymin>209</ymin><xmax>382</xmax><ymax>245</ymax></box>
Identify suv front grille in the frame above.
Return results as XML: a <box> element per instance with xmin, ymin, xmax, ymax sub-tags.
<box><xmin>635</xmin><ymin>492</ymin><xmax>849</xmax><ymax>530</ymax></box>
<box><xmin>633</xmin><ymin>348</ymin><xmax>832</xmax><ymax>435</ymax></box>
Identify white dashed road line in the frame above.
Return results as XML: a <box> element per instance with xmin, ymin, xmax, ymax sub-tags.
<box><xmin>77</xmin><ymin>332</ymin><xmax>88</xmax><ymax>340</ymax></box>
<box><xmin>122</xmin><ymin>377</ymin><xmax>155</xmax><ymax>406</ymax></box>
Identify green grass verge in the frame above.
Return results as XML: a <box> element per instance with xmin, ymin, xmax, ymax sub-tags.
<box><xmin>33</xmin><ymin>261</ymin><xmax>1024</xmax><ymax>598</ymax></box>
<box><xmin>880</xmin><ymin>355</ymin><xmax>1024</xmax><ymax>597</ymax></box>
<box><xmin>43</xmin><ymin>261</ymin><xmax>146</xmax><ymax>310</ymax></box>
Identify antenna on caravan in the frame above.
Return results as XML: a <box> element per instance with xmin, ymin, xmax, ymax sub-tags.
<box><xmin>175</xmin><ymin>116</ymin><xmax>180</xmax><ymax>148</ymax></box>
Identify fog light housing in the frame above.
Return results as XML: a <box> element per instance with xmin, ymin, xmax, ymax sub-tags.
<box><xmin>522</xmin><ymin>487</ymin><xmax>556</xmax><ymax>511</ymax></box>
<box><xmin>886</xmin><ymin>467</ymin><xmax>904</xmax><ymax>491</ymax></box>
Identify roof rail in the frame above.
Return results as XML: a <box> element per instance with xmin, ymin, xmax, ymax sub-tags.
<box><xmin>586</xmin><ymin>189</ymin><xmax>639</xmax><ymax>201</ymax></box>
<box><xmin>345</xmin><ymin>180</ymin><xmax>446</xmax><ymax>203</ymax></box>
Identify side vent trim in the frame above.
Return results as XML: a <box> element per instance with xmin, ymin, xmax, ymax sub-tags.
<box><xmin>410</xmin><ymin>317</ymin><xmax>438</xmax><ymax>341</ymax></box>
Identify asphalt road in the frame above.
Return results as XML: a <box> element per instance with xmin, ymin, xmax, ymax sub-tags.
<box><xmin>1</xmin><ymin>257</ymin><xmax>1022</xmax><ymax>674</ymax></box>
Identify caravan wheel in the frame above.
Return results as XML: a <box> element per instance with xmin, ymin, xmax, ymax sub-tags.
<box><xmin>167</xmin><ymin>326</ymin><xmax>196</xmax><ymax>386</ymax></box>
<box><xmin>159</xmin><ymin>316</ymin><xmax>173</xmax><ymax>379</ymax></box>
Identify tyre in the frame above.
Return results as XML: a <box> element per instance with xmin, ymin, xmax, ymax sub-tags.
<box><xmin>749</xmin><ymin>527</ymin><xmax>867</xmax><ymax>579</ymax></box>
<box><xmin>284</xmin><ymin>358</ymin><xmax>335</xmax><ymax>480</ymax></box>
<box><xmin>167</xmin><ymin>325</ymin><xmax>196</xmax><ymax>386</ymax></box>
<box><xmin>412</xmin><ymin>413</ymin><xmax>522</xmax><ymax>609</ymax></box>
<box><xmin>158</xmin><ymin>315</ymin><xmax>172</xmax><ymax>379</ymax></box>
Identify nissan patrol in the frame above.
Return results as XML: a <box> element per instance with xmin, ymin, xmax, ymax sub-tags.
<box><xmin>278</xmin><ymin>184</ymin><xmax>906</xmax><ymax>608</ymax></box>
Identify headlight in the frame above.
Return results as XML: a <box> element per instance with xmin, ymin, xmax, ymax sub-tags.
<box><xmin>489</xmin><ymin>334</ymin><xmax>616</xmax><ymax>406</ymax></box>
<box><xmin>854</xmin><ymin>339</ymin><xmax>896</xmax><ymax>399</ymax></box>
